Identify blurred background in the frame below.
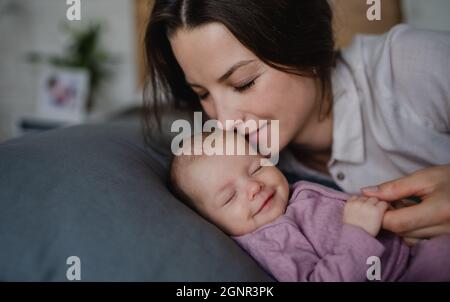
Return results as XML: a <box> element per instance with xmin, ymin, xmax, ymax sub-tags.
<box><xmin>0</xmin><ymin>0</ymin><xmax>449</xmax><ymax>142</ymax></box>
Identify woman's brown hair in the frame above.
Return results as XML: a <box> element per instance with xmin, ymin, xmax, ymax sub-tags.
<box><xmin>143</xmin><ymin>0</ymin><xmax>336</xmax><ymax>138</ymax></box>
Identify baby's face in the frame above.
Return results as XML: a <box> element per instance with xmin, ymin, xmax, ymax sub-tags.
<box><xmin>183</xmin><ymin>137</ymin><xmax>289</xmax><ymax>236</ymax></box>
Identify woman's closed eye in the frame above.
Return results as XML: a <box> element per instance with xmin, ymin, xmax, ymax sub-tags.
<box><xmin>199</xmin><ymin>81</ymin><xmax>256</xmax><ymax>100</ymax></box>
<box><xmin>199</xmin><ymin>81</ymin><xmax>255</xmax><ymax>100</ymax></box>
<box><xmin>197</xmin><ymin>75</ymin><xmax>261</xmax><ymax>100</ymax></box>
<box><xmin>199</xmin><ymin>92</ymin><xmax>209</xmax><ymax>100</ymax></box>
<box><xmin>234</xmin><ymin>79</ymin><xmax>256</xmax><ymax>93</ymax></box>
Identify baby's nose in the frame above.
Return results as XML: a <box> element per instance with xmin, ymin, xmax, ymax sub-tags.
<box><xmin>247</xmin><ymin>181</ymin><xmax>263</xmax><ymax>201</ymax></box>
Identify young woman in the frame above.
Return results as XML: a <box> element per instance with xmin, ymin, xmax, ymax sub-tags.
<box><xmin>143</xmin><ymin>0</ymin><xmax>450</xmax><ymax>241</ymax></box>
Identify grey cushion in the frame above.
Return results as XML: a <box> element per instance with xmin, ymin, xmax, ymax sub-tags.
<box><xmin>0</xmin><ymin>115</ymin><xmax>273</xmax><ymax>281</ymax></box>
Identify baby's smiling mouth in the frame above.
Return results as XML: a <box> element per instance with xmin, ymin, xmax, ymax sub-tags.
<box><xmin>254</xmin><ymin>188</ymin><xmax>276</xmax><ymax>216</ymax></box>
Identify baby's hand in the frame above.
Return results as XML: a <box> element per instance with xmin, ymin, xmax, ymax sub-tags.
<box><xmin>343</xmin><ymin>196</ymin><xmax>389</xmax><ymax>237</ymax></box>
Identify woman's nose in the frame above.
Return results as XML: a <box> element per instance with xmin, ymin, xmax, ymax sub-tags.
<box><xmin>247</xmin><ymin>180</ymin><xmax>263</xmax><ymax>201</ymax></box>
<box><xmin>213</xmin><ymin>101</ymin><xmax>244</xmax><ymax>130</ymax></box>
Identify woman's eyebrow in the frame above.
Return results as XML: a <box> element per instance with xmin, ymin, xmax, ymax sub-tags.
<box><xmin>217</xmin><ymin>59</ymin><xmax>255</xmax><ymax>83</ymax></box>
<box><xmin>187</xmin><ymin>59</ymin><xmax>256</xmax><ymax>88</ymax></box>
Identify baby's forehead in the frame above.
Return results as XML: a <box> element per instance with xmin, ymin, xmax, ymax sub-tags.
<box><xmin>192</xmin><ymin>153</ymin><xmax>256</xmax><ymax>168</ymax></box>
<box><xmin>183</xmin><ymin>154</ymin><xmax>258</xmax><ymax>188</ymax></box>
<box><xmin>188</xmin><ymin>155</ymin><xmax>250</xmax><ymax>194</ymax></box>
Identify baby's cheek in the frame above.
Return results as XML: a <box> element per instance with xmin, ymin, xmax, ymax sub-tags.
<box><xmin>261</xmin><ymin>168</ymin><xmax>281</xmax><ymax>184</ymax></box>
<box><xmin>229</xmin><ymin>205</ymin><xmax>250</xmax><ymax>225</ymax></box>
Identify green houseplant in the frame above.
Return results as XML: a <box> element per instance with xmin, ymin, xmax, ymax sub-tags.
<box><xmin>28</xmin><ymin>22</ymin><xmax>118</xmax><ymax>112</ymax></box>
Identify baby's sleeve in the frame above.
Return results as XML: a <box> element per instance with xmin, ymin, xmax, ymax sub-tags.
<box><xmin>243</xmin><ymin>222</ymin><xmax>385</xmax><ymax>282</ymax></box>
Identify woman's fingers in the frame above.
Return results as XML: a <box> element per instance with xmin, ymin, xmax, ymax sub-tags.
<box><xmin>382</xmin><ymin>200</ymin><xmax>439</xmax><ymax>233</ymax></box>
<box><xmin>360</xmin><ymin>171</ymin><xmax>431</xmax><ymax>201</ymax></box>
<box><xmin>362</xmin><ymin>165</ymin><xmax>450</xmax><ymax>238</ymax></box>
<box><xmin>401</xmin><ymin>224</ymin><xmax>450</xmax><ymax>238</ymax></box>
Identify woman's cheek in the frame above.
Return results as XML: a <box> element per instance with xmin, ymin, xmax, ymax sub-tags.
<box><xmin>277</xmin><ymin>130</ymin><xmax>291</xmax><ymax>152</ymax></box>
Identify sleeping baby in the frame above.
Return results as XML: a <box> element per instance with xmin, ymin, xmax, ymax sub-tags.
<box><xmin>169</xmin><ymin>130</ymin><xmax>450</xmax><ymax>281</ymax></box>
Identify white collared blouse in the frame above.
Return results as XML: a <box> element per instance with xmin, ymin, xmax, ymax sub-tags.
<box><xmin>279</xmin><ymin>24</ymin><xmax>450</xmax><ymax>194</ymax></box>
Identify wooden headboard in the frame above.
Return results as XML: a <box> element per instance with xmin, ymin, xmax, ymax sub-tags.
<box><xmin>134</xmin><ymin>0</ymin><xmax>154</xmax><ymax>88</ymax></box>
<box><xmin>134</xmin><ymin>0</ymin><xmax>402</xmax><ymax>86</ymax></box>
<box><xmin>332</xmin><ymin>0</ymin><xmax>402</xmax><ymax>48</ymax></box>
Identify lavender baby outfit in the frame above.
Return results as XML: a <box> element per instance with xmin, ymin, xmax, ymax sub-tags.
<box><xmin>233</xmin><ymin>181</ymin><xmax>450</xmax><ymax>281</ymax></box>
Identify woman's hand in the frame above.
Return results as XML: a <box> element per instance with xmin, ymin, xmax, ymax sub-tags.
<box><xmin>361</xmin><ymin>164</ymin><xmax>450</xmax><ymax>239</ymax></box>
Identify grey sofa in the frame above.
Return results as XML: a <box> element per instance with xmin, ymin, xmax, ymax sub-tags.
<box><xmin>0</xmin><ymin>112</ymin><xmax>273</xmax><ymax>281</ymax></box>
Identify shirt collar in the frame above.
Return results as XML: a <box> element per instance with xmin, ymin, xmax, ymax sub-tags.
<box><xmin>329</xmin><ymin>59</ymin><xmax>365</xmax><ymax>165</ymax></box>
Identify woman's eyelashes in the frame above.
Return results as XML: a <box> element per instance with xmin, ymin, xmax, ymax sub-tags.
<box><xmin>197</xmin><ymin>76</ymin><xmax>259</xmax><ymax>100</ymax></box>
<box><xmin>234</xmin><ymin>73</ymin><xmax>262</xmax><ymax>93</ymax></box>
<box><xmin>234</xmin><ymin>79</ymin><xmax>256</xmax><ymax>93</ymax></box>
<box><xmin>199</xmin><ymin>92</ymin><xmax>209</xmax><ymax>100</ymax></box>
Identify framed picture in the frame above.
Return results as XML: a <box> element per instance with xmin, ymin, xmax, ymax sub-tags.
<box><xmin>36</xmin><ymin>66</ymin><xmax>90</xmax><ymax>123</ymax></box>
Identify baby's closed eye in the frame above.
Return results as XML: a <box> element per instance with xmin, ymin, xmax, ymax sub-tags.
<box><xmin>251</xmin><ymin>165</ymin><xmax>262</xmax><ymax>175</ymax></box>
<box><xmin>223</xmin><ymin>191</ymin><xmax>236</xmax><ymax>206</ymax></box>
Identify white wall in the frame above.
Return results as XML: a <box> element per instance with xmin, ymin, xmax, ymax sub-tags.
<box><xmin>0</xmin><ymin>1</ymin><xmax>35</xmax><ymax>141</ymax></box>
<box><xmin>1</xmin><ymin>0</ymin><xmax>449</xmax><ymax>142</ymax></box>
<box><xmin>0</xmin><ymin>0</ymin><xmax>139</xmax><ymax>142</ymax></box>
<box><xmin>402</xmin><ymin>0</ymin><xmax>450</xmax><ymax>31</ymax></box>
